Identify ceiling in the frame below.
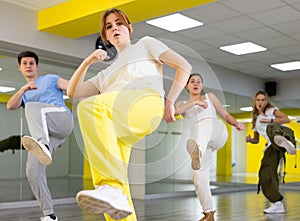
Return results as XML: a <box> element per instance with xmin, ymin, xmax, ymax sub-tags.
<box><xmin>1</xmin><ymin>0</ymin><xmax>300</xmax><ymax>113</ymax></box>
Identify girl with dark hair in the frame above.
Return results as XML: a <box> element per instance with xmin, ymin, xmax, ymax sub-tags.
<box><xmin>175</xmin><ymin>73</ymin><xmax>244</xmax><ymax>221</ymax></box>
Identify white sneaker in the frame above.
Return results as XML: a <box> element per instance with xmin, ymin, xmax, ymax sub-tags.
<box><xmin>40</xmin><ymin>216</ymin><xmax>58</xmax><ymax>221</ymax></box>
<box><xmin>186</xmin><ymin>139</ymin><xmax>202</xmax><ymax>170</ymax></box>
<box><xmin>274</xmin><ymin>135</ymin><xmax>296</xmax><ymax>155</ymax></box>
<box><xmin>264</xmin><ymin>201</ymin><xmax>285</xmax><ymax>214</ymax></box>
<box><xmin>76</xmin><ymin>185</ymin><xmax>133</xmax><ymax>220</ymax></box>
<box><xmin>22</xmin><ymin>135</ymin><xmax>52</xmax><ymax>166</ymax></box>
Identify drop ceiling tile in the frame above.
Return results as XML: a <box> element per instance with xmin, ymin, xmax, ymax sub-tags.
<box><xmin>198</xmin><ymin>49</ymin><xmax>228</xmax><ymax>60</ymax></box>
<box><xmin>287</xmin><ymin>52</ymin><xmax>300</xmax><ymax>60</ymax></box>
<box><xmin>210</xmin><ymin>54</ymin><xmax>248</xmax><ymax>65</ymax></box>
<box><xmin>200</xmin><ymin>34</ymin><xmax>243</xmax><ymax>48</ymax></box>
<box><xmin>284</xmin><ymin>0</ymin><xmax>300</xmax><ymax>4</ymax></box>
<box><xmin>248</xmin><ymin>6</ymin><xmax>300</xmax><ymax>25</ymax></box>
<box><xmin>294</xmin><ymin>3</ymin><xmax>300</xmax><ymax>10</ymax></box>
<box><xmin>158</xmin><ymin>32</ymin><xmax>194</xmax><ymax>45</ymax></box>
<box><xmin>179</xmin><ymin>25</ymin><xmax>226</xmax><ymax>41</ymax></box>
<box><xmin>132</xmin><ymin>22</ymin><xmax>168</xmax><ymax>39</ymax></box>
<box><xmin>273</xmin><ymin>44</ymin><xmax>300</xmax><ymax>56</ymax></box>
<box><xmin>272</xmin><ymin>19</ymin><xmax>300</xmax><ymax>35</ymax></box>
<box><xmin>234</xmin><ymin>27</ymin><xmax>283</xmax><ymax>41</ymax></box>
<box><xmin>245</xmin><ymin>52</ymin><xmax>290</xmax><ymax>65</ymax></box>
<box><xmin>182</xmin><ymin>2</ymin><xmax>240</xmax><ymax>23</ymax></box>
<box><xmin>257</xmin><ymin>36</ymin><xmax>299</xmax><ymax>49</ymax></box>
<box><xmin>222</xmin><ymin>0</ymin><xmax>285</xmax><ymax>14</ymax></box>
<box><xmin>183</xmin><ymin>40</ymin><xmax>214</xmax><ymax>52</ymax></box>
<box><xmin>210</xmin><ymin>16</ymin><xmax>263</xmax><ymax>33</ymax></box>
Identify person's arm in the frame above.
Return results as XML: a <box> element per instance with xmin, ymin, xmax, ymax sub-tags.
<box><xmin>67</xmin><ymin>49</ymin><xmax>108</xmax><ymax>99</ymax></box>
<box><xmin>246</xmin><ymin>131</ymin><xmax>260</xmax><ymax>144</ymax></box>
<box><xmin>259</xmin><ymin>109</ymin><xmax>290</xmax><ymax>124</ymax></box>
<box><xmin>7</xmin><ymin>81</ymin><xmax>37</xmax><ymax>110</ymax></box>
<box><xmin>174</xmin><ymin>100</ymin><xmax>208</xmax><ymax>115</ymax></box>
<box><xmin>159</xmin><ymin>49</ymin><xmax>192</xmax><ymax>122</ymax></box>
<box><xmin>57</xmin><ymin>77</ymin><xmax>69</xmax><ymax>91</ymax></box>
<box><xmin>209</xmin><ymin>93</ymin><xmax>244</xmax><ymax>131</ymax></box>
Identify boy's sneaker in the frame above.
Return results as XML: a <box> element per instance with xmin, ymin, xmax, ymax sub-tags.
<box><xmin>40</xmin><ymin>215</ymin><xmax>58</xmax><ymax>221</ymax></box>
<box><xmin>186</xmin><ymin>139</ymin><xmax>202</xmax><ymax>170</ymax></box>
<box><xmin>274</xmin><ymin>135</ymin><xmax>296</xmax><ymax>155</ymax></box>
<box><xmin>264</xmin><ymin>201</ymin><xmax>285</xmax><ymax>214</ymax></box>
<box><xmin>22</xmin><ymin>135</ymin><xmax>52</xmax><ymax>166</ymax></box>
<box><xmin>76</xmin><ymin>185</ymin><xmax>133</xmax><ymax>220</ymax></box>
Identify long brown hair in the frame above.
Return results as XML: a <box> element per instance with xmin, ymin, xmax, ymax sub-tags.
<box><xmin>100</xmin><ymin>8</ymin><xmax>132</xmax><ymax>44</ymax></box>
<box><xmin>251</xmin><ymin>90</ymin><xmax>274</xmax><ymax>129</ymax></box>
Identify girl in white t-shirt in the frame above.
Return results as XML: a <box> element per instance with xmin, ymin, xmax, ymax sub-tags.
<box><xmin>67</xmin><ymin>8</ymin><xmax>192</xmax><ymax>221</ymax></box>
<box><xmin>175</xmin><ymin>73</ymin><xmax>244</xmax><ymax>221</ymax></box>
<box><xmin>246</xmin><ymin>90</ymin><xmax>296</xmax><ymax>214</ymax></box>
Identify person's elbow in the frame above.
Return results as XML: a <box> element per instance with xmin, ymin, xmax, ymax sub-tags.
<box><xmin>66</xmin><ymin>88</ymin><xmax>74</xmax><ymax>98</ymax></box>
<box><xmin>183</xmin><ymin>62</ymin><xmax>192</xmax><ymax>74</ymax></box>
<box><xmin>7</xmin><ymin>102</ymin><xmax>17</xmax><ymax>110</ymax></box>
<box><xmin>6</xmin><ymin>103</ymin><xmax>12</xmax><ymax>110</ymax></box>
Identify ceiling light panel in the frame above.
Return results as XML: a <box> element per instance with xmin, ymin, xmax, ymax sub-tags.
<box><xmin>220</xmin><ymin>42</ymin><xmax>267</xmax><ymax>55</ymax></box>
<box><xmin>146</xmin><ymin>13</ymin><xmax>203</xmax><ymax>32</ymax></box>
<box><xmin>271</xmin><ymin>61</ymin><xmax>300</xmax><ymax>71</ymax></box>
<box><xmin>0</xmin><ymin>86</ymin><xmax>16</xmax><ymax>93</ymax></box>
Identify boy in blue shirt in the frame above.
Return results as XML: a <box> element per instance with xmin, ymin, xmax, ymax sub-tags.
<box><xmin>7</xmin><ymin>51</ymin><xmax>73</xmax><ymax>221</ymax></box>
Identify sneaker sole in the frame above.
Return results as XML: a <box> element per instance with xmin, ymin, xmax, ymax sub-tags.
<box><xmin>274</xmin><ymin>135</ymin><xmax>296</xmax><ymax>155</ymax></box>
<box><xmin>76</xmin><ymin>192</ymin><xmax>132</xmax><ymax>220</ymax></box>
<box><xmin>21</xmin><ymin>136</ymin><xmax>52</xmax><ymax>166</ymax></box>
<box><xmin>264</xmin><ymin>210</ymin><xmax>285</xmax><ymax>214</ymax></box>
<box><xmin>186</xmin><ymin>139</ymin><xmax>202</xmax><ymax>170</ymax></box>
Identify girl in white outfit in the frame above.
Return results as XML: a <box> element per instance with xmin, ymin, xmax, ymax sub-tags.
<box><xmin>175</xmin><ymin>73</ymin><xmax>244</xmax><ymax>221</ymax></box>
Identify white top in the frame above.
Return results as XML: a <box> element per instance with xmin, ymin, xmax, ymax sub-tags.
<box><xmin>88</xmin><ymin>36</ymin><xmax>169</xmax><ymax>97</ymax></box>
<box><xmin>254</xmin><ymin>107</ymin><xmax>278</xmax><ymax>145</ymax></box>
<box><xmin>183</xmin><ymin>94</ymin><xmax>217</xmax><ymax>126</ymax></box>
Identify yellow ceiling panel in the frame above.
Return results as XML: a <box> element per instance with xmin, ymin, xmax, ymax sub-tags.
<box><xmin>38</xmin><ymin>0</ymin><xmax>214</xmax><ymax>38</ymax></box>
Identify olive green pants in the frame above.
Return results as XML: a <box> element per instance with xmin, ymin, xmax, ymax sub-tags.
<box><xmin>258</xmin><ymin>124</ymin><xmax>296</xmax><ymax>202</ymax></box>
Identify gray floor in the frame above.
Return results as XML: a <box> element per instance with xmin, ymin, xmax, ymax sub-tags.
<box><xmin>0</xmin><ymin>182</ymin><xmax>300</xmax><ymax>221</ymax></box>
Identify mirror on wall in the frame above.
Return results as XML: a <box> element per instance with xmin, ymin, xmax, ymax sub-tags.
<box><xmin>1</xmin><ymin>52</ymin><xmax>300</xmax><ymax>202</ymax></box>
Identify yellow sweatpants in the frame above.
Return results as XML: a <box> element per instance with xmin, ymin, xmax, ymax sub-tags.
<box><xmin>77</xmin><ymin>89</ymin><xmax>164</xmax><ymax>221</ymax></box>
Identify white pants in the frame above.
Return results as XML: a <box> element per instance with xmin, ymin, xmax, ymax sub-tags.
<box><xmin>189</xmin><ymin>118</ymin><xmax>228</xmax><ymax>212</ymax></box>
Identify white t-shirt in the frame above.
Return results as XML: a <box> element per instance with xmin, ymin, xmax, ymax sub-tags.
<box><xmin>88</xmin><ymin>36</ymin><xmax>169</xmax><ymax>97</ymax></box>
<box><xmin>254</xmin><ymin>107</ymin><xmax>278</xmax><ymax>145</ymax></box>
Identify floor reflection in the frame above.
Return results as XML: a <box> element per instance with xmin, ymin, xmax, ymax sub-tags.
<box><xmin>1</xmin><ymin>173</ymin><xmax>300</xmax><ymax>203</ymax></box>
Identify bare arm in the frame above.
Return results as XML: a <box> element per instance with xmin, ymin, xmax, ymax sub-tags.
<box><xmin>7</xmin><ymin>81</ymin><xmax>37</xmax><ymax>110</ymax></box>
<box><xmin>209</xmin><ymin>93</ymin><xmax>244</xmax><ymax>131</ymax></box>
<box><xmin>67</xmin><ymin>49</ymin><xmax>108</xmax><ymax>99</ymax></box>
<box><xmin>259</xmin><ymin>109</ymin><xmax>290</xmax><ymax>124</ymax></box>
<box><xmin>57</xmin><ymin>77</ymin><xmax>69</xmax><ymax>91</ymax></box>
<box><xmin>246</xmin><ymin>131</ymin><xmax>260</xmax><ymax>144</ymax></box>
<box><xmin>174</xmin><ymin>100</ymin><xmax>208</xmax><ymax>115</ymax></box>
<box><xmin>159</xmin><ymin>49</ymin><xmax>192</xmax><ymax>122</ymax></box>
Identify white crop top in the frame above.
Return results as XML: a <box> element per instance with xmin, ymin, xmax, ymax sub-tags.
<box><xmin>183</xmin><ymin>94</ymin><xmax>217</xmax><ymax>125</ymax></box>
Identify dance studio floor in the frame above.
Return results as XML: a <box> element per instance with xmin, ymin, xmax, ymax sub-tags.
<box><xmin>1</xmin><ymin>182</ymin><xmax>300</xmax><ymax>221</ymax></box>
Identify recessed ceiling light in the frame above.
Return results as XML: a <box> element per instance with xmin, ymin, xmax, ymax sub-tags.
<box><xmin>0</xmin><ymin>67</ymin><xmax>2</xmax><ymax>71</ymax></box>
<box><xmin>0</xmin><ymin>86</ymin><xmax>15</xmax><ymax>93</ymax></box>
<box><xmin>220</xmin><ymin>42</ymin><xmax>267</xmax><ymax>55</ymax></box>
<box><xmin>146</xmin><ymin>13</ymin><xmax>203</xmax><ymax>32</ymax></box>
<box><xmin>271</xmin><ymin>61</ymin><xmax>300</xmax><ymax>71</ymax></box>
<box><xmin>240</xmin><ymin>106</ymin><xmax>253</xmax><ymax>112</ymax></box>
